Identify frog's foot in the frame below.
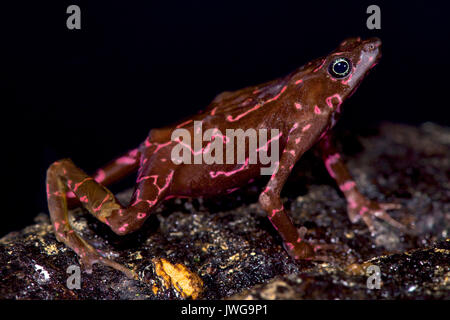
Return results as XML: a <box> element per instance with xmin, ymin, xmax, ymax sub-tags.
<box><xmin>283</xmin><ymin>227</ymin><xmax>337</xmax><ymax>262</ymax></box>
<box><xmin>58</xmin><ymin>231</ymin><xmax>138</xmax><ymax>280</ymax></box>
<box><xmin>347</xmin><ymin>194</ymin><xmax>406</xmax><ymax>234</ymax></box>
<box><xmin>80</xmin><ymin>248</ymin><xmax>138</xmax><ymax>280</ymax></box>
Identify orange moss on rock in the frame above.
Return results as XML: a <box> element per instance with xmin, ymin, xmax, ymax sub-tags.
<box><xmin>153</xmin><ymin>258</ymin><xmax>203</xmax><ymax>299</ymax></box>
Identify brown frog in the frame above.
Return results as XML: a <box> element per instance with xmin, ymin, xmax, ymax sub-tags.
<box><xmin>47</xmin><ymin>37</ymin><xmax>405</xmax><ymax>278</ymax></box>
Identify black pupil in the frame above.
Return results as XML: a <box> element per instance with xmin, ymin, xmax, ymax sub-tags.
<box><xmin>333</xmin><ymin>61</ymin><xmax>348</xmax><ymax>75</ymax></box>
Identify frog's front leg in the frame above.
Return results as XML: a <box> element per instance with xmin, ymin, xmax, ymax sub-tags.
<box><xmin>259</xmin><ymin>127</ymin><xmax>332</xmax><ymax>260</ymax></box>
<box><xmin>316</xmin><ymin>133</ymin><xmax>406</xmax><ymax>234</ymax></box>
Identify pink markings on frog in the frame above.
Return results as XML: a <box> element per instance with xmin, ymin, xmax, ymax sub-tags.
<box><xmin>116</xmin><ymin>157</ymin><xmax>135</xmax><ymax>165</ymax></box>
<box><xmin>359</xmin><ymin>206</ymin><xmax>369</xmax><ymax>215</ymax></box>
<box><xmin>116</xmin><ymin>149</ymin><xmax>139</xmax><ymax>165</ymax></box>
<box><xmin>289</xmin><ymin>122</ymin><xmax>299</xmax><ymax>134</ymax></box>
<box><xmin>144</xmin><ymin>137</ymin><xmax>152</xmax><ymax>147</ymax></box>
<box><xmin>153</xmin><ymin>141</ymin><xmax>173</xmax><ymax>153</ymax></box>
<box><xmin>314</xmin><ymin>105</ymin><xmax>321</xmax><ymax>114</ymax></box>
<box><xmin>211</xmin><ymin>130</ymin><xmax>231</xmax><ymax>144</ymax></box>
<box><xmin>176</xmin><ymin>119</ymin><xmax>194</xmax><ymax>129</ymax></box>
<box><xmin>284</xmin><ymin>242</ymin><xmax>295</xmax><ymax>250</ymax></box>
<box><xmin>118</xmin><ymin>223</ymin><xmax>129</xmax><ymax>233</ymax></box>
<box><xmin>132</xmin><ymin>189</ymin><xmax>141</xmax><ymax>201</ymax></box>
<box><xmin>294</xmin><ymin>102</ymin><xmax>302</xmax><ymax>110</ymax></box>
<box><xmin>283</xmin><ymin>149</ymin><xmax>296</xmax><ymax>156</ymax></box>
<box><xmin>302</xmin><ymin>124</ymin><xmax>311</xmax><ymax>132</ymax></box>
<box><xmin>348</xmin><ymin>197</ymin><xmax>358</xmax><ymax>209</ymax></box>
<box><xmin>342</xmin><ymin>72</ymin><xmax>354</xmax><ymax>86</ymax></box>
<box><xmin>324</xmin><ymin>153</ymin><xmax>340</xmax><ymax>178</ymax></box>
<box><xmin>226</xmin><ymin>104</ymin><xmax>262</xmax><ymax>122</ymax></box>
<box><xmin>173</xmin><ymin>137</ymin><xmax>212</xmax><ymax>156</ymax></box>
<box><xmin>313</xmin><ymin>59</ymin><xmax>326</xmax><ymax>73</ymax></box>
<box><xmin>226</xmin><ymin>187</ymin><xmax>240</xmax><ymax>194</ymax></box>
<box><xmin>132</xmin><ymin>171</ymin><xmax>174</xmax><ymax>208</ymax></box>
<box><xmin>270</xmin><ymin>206</ymin><xmax>284</xmax><ymax>218</ymax></box>
<box><xmin>325</xmin><ymin>94</ymin><xmax>343</xmax><ymax>111</ymax></box>
<box><xmin>95</xmin><ymin>169</ymin><xmax>106</xmax><ymax>183</ymax></box>
<box><xmin>226</xmin><ymin>85</ymin><xmax>287</xmax><ymax>122</ymax></box>
<box><xmin>137</xmin><ymin>212</ymin><xmax>147</xmax><ymax>219</ymax></box>
<box><xmin>129</xmin><ymin>149</ymin><xmax>138</xmax><ymax>157</ymax></box>
<box><xmin>340</xmin><ymin>181</ymin><xmax>356</xmax><ymax>192</ymax></box>
<box><xmin>256</xmin><ymin>131</ymin><xmax>282</xmax><ymax>152</ymax></box>
<box><xmin>93</xmin><ymin>194</ymin><xmax>111</xmax><ymax>213</ymax></box>
<box><xmin>209</xmin><ymin>158</ymin><xmax>250</xmax><ymax>178</ymax></box>
<box><xmin>73</xmin><ymin>177</ymin><xmax>94</xmax><ymax>192</ymax></box>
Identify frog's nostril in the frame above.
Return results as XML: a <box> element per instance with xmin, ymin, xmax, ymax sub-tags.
<box><xmin>366</xmin><ymin>38</ymin><xmax>382</xmax><ymax>50</ymax></box>
<box><xmin>365</xmin><ymin>41</ymin><xmax>381</xmax><ymax>52</ymax></box>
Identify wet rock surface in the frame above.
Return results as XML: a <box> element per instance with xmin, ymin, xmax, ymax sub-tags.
<box><xmin>1</xmin><ymin>122</ymin><xmax>449</xmax><ymax>299</ymax></box>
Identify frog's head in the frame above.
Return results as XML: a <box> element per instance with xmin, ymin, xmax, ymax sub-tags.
<box><xmin>303</xmin><ymin>37</ymin><xmax>382</xmax><ymax>103</ymax></box>
<box><xmin>326</xmin><ymin>37</ymin><xmax>381</xmax><ymax>97</ymax></box>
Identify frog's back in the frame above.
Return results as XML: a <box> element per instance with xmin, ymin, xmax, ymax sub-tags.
<box><xmin>204</xmin><ymin>76</ymin><xmax>288</xmax><ymax>117</ymax></box>
<box><xmin>151</xmin><ymin>57</ymin><xmax>322</xmax><ymax>142</ymax></box>
<box><xmin>199</xmin><ymin>58</ymin><xmax>322</xmax><ymax>119</ymax></box>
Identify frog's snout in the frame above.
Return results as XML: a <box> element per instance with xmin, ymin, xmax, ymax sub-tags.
<box><xmin>364</xmin><ymin>38</ymin><xmax>381</xmax><ymax>51</ymax></box>
<box><xmin>363</xmin><ymin>37</ymin><xmax>382</xmax><ymax>61</ymax></box>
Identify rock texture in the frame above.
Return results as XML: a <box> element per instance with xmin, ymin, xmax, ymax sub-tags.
<box><xmin>1</xmin><ymin>122</ymin><xmax>449</xmax><ymax>299</ymax></box>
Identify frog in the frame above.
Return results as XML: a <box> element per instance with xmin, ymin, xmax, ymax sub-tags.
<box><xmin>46</xmin><ymin>37</ymin><xmax>406</xmax><ymax>279</ymax></box>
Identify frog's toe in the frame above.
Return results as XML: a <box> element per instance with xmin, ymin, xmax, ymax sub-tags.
<box><xmin>378</xmin><ymin>202</ymin><xmax>402</xmax><ymax>211</ymax></box>
<box><xmin>360</xmin><ymin>202</ymin><xmax>407</xmax><ymax>234</ymax></box>
<box><xmin>302</xmin><ymin>243</ymin><xmax>338</xmax><ymax>263</ymax></box>
<box><xmin>347</xmin><ymin>197</ymin><xmax>407</xmax><ymax>233</ymax></box>
<box><xmin>360</xmin><ymin>212</ymin><xmax>377</xmax><ymax>234</ymax></box>
<box><xmin>372</xmin><ymin>208</ymin><xmax>406</xmax><ymax>230</ymax></box>
<box><xmin>283</xmin><ymin>228</ymin><xmax>337</xmax><ymax>262</ymax></box>
<box><xmin>97</xmin><ymin>256</ymin><xmax>138</xmax><ymax>280</ymax></box>
<box><xmin>347</xmin><ymin>209</ymin><xmax>362</xmax><ymax>224</ymax></box>
<box><xmin>78</xmin><ymin>246</ymin><xmax>138</xmax><ymax>279</ymax></box>
<box><xmin>309</xmin><ymin>254</ymin><xmax>335</xmax><ymax>263</ymax></box>
<box><xmin>312</xmin><ymin>242</ymin><xmax>339</xmax><ymax>252</ymax></box>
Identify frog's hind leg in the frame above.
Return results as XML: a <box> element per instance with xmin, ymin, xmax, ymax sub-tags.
<box><xmin>46</xmin><ymin>158</ymin><xmax>174</xmax><ymax>278</ymax></box>
<box><xmin>65</xmin><ymin>148</ymin><xmax>141</xmax><ymax>208</ymax></box>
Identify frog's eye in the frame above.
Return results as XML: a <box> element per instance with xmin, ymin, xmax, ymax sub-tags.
<box><xmin>328</xmin><ymin>58</ymin><xmax>352</xmax><ymax>78</ymax></box>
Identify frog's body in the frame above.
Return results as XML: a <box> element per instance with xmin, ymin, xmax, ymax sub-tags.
<box><xmin>47</xmin><ymin>37</ymin><xmax>405</xmax><ymax>278</ymax></box>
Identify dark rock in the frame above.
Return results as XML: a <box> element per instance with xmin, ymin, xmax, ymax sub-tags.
<box><xmin>1</xmin><ymin>122</ymin><xmax>449</xmax><ymax>299</ymax></box>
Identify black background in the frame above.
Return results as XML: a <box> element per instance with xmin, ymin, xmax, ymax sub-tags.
<box><xmin>2</xmin><ymin>1</ymin><xmax>450</xmax><ymax>236</ymax></box>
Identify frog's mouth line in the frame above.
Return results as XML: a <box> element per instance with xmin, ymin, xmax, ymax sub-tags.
<box><xmin>371</xmin><ymin>50</ymin><xmax>382</xmax><ymax>68</ymax></box>
<box><xmin>346</xmin><ymin>59</ymin><xmax>379</xmax><ymax>99</ymax></box>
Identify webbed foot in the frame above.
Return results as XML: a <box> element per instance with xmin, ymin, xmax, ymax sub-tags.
<box><xmin>58</xmin><ymin>231</ymin><xmax>138</xmax><ymax>280</ymax></box>
<box><xmin>283</xmin><ymin>227</ymin><xmax>337</xmax><ymax>262</ymax></box>
<box><xmin>347</xmin><ymin>193</ymin><xmax>407</xmax><ymax>234</ymax></box>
